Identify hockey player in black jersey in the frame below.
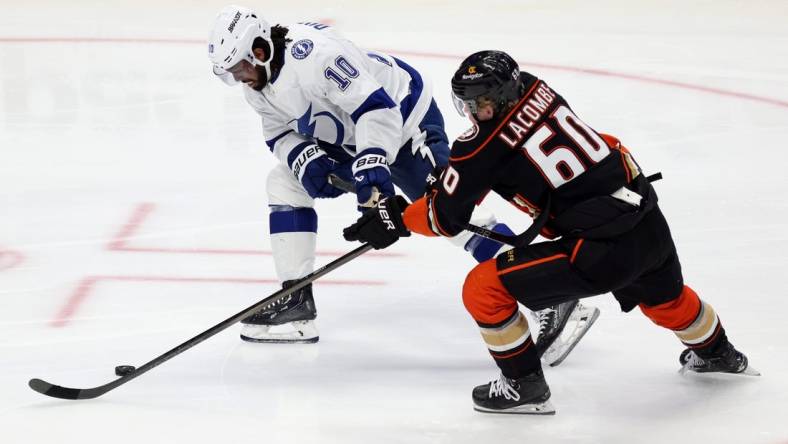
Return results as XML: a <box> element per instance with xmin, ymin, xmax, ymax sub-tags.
<box><xmin>344</xmin><ymin>50</ymin><xmax>757</xmax><ymax>414</ymax></box>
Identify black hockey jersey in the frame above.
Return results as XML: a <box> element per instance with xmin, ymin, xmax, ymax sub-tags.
<box><xmin>402</xmin><ymin>73</ymin><xmax>644</xmax><ymax>240</ymax></box>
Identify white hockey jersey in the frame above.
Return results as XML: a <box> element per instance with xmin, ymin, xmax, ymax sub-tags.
<box><xmin>243</xmin><ymin>22</ymin><xmax>433</xmax><ymax>167</ymax></box>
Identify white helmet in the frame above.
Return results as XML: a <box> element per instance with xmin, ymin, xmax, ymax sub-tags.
<box><xmin>208</xmin><ymin>5</ymin><xmax>274</xmax><ymax>86</ymax></box>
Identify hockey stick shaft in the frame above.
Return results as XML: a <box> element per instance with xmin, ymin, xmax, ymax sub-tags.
<box><xmin>29</xmin><ymin>243</ymin><xmax>374</xmax><ymax>400</ymax></box>
<box><xmin>328</xmin><ymin>174</ymin><xmax>524</xmax><ymax>247</ymax></box>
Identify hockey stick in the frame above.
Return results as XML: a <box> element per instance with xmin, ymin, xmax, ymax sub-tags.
<box><xmin>28</xmin><ymin>243</ymin><xmax>374</xmax><ymax>400</ymax></box>
<box><xmin>328</xmin><ymin>174</ymin><xmax>549</xmax><ymax>248</ymax></box>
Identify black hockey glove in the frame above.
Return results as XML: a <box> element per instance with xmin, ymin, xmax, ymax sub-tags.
<box><xmin>343</xmin><ymin>195</ymin><xmax>411</xmax><ymax>249</ymax></box>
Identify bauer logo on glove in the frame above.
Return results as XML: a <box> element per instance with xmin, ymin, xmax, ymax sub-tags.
<box><xmin>352</xmin><ymin>148</ymin><xmax>395</xmax><ymax>209</ymax></box>
<box><xmin>377</xmin><ymin>199</ymin><xmax>398</xmax><ymax>231</ymax></box>
<box><xmin>343</xmin><ymin>195</ymin><xmax>410</xmax><ymax>249</ymax></box>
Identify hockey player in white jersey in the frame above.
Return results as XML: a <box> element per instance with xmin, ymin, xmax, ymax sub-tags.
<box><xmin>207</xmin><ymin>5</ymin><xmax>597</xmax><ymax>354</ymax></box>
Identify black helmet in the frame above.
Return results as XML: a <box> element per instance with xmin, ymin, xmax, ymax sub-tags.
<box><xmin>451</xmin><ymin>50</ymin><xmax>523</xmax><ymax>117</ymax></box>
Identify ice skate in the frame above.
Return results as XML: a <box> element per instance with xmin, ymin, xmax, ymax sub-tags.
<box><xmin>472</xmin><ymin>370</ymin><xmax>555</xmax><ymax>415</ymax></box>
<box><xmin>240</xmin><ymin>281</ymin><xmax>319</xmax><ymax>344</ymax></box>
<box><xmin>679</xmin><ymin>341</ymin><xmax>759</xmax><ymax>376</ymax></box>
<box><xmin>536</xmin><ymin>300</ymin><xmax>600</xmax><ymax>367</ymax></box>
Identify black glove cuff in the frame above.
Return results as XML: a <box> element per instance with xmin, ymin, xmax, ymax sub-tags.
<box><xmin>380</xmin><ymin>195</ymin><xmax>410</xmax><ymax>236</ymax></box>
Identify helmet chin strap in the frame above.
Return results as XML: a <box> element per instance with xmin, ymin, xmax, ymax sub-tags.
<box><xmin>253</xmin><ymin>58</ymin><xmax>272</xmax><ymax>82</ymax></box>
<box><xmin>249</xmin><ymin>39</ymin><xmax>274</xmax><ymax>87</ymax></box>
<box><xmin>234</xmin><ymin>48</ymin><xmax>271</xmax><ymax>90</ymax></box>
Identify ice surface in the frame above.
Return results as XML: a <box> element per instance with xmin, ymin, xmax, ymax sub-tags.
<box><xmin>1</xmin><ymin>1</ymin><xmax>787</xmax><ymax>443</ymax></box>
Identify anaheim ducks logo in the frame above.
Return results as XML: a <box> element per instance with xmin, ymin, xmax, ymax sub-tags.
<box><xmin>468</xmin><ymin>66</ymin><xmax>477</xmax><ymax>74</ymax></box>
<box><xmin>457</xmin><ymin>124</ymin><xmax>479</xmax><ymax>142</ymax></box>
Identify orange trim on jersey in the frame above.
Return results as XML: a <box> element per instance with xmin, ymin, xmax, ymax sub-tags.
<box><xmin>449</xmin><ymin>81</ymin><xmax>543</xmax><ymax>162</ymax></box>
<box><xmin>610</xmin><ymin>144</ymin><xmax>633</xmax><ymax>183</ymax></box>
<box><xmin>463</xmin><ymin>259</ymin><xmax>518</xmax><ymax>325</ymax></box>
<box><xmin>639</xmin><ymin>285</ymin><xmax>701</xmax><ymax>330</ymax></box>
<box><xmin>402</xmin><ymin>196</ymin><xmax>438</xmax><ymax>237</ymax></box>
<box><xmin>429</xmin><ymin>191</ymin><xmax>453</xmax><ymax>236</ymax></box>
<box><xmin>570</xmin><ymin>239</ymin><xmax>584</xmax><ymax>263</ymax></box>
<box><xmin>602</xmin><ymin>133</ymin><xmax>638</xmax><ymax>183</ymax></box>
<box><xmin>600</xmin><ymin>133</ymin><xmax>621</xmax><ymax>149</ymax></box>
<box><xmin>497</xmin><ymin>253</ymin><xmax>568</xmax><ymax>276</ymax></box>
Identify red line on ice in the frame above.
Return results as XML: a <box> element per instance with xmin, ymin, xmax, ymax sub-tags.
<box><xmin>107</xmin><ymin>202</ymin><xmax>403</xmax><ymax>257</ymax></box>
<box><xmin>379</xmin><ymin>48</ymin><xmax>788</xmax><ymax>109</ymax></box>
<box><xmin>0</xmin><ymin>36</ymin><xmax>786</xmax><ymax>109</ymax></box>
<box><xmin>0</xmin><ymin>248</ymin><xmax>25</xmax><ymax>272</ymax></box>
<box><xmin>51</xmin><ymin>274</ymin><xmax>385</xmax><ymax>327</ymax></box>
<box><xmin>107</xmin><ymin>202</ymin><xmax>156</xmax><ymax>250</ymax></box>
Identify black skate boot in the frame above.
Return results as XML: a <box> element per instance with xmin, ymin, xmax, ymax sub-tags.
<box><xmin>472</xmin><ymin>370</ymin><xmax>555</xmax><ymax>414</ymax></box>
<box><xmin>240</xmin><ymin>280</ymin><xmax>318</xmax><ymax>344</ymax></box>
<box><xmin>679</xmin><ymin>341</ymin><xmax>759</xmax><ymax>376</ymax></box>
<box><xmin>535</xmin><ymin>300</ymin><xmax>599</xmax><ymax>367</ymax></box>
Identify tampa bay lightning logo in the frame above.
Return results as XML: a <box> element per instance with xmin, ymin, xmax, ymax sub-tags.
<box><xmin>289</xmin><ymin>104</ymin><xmax>345</xmax><ymax>146</ymax></box>
<box><xmin>291</xmin><ymin>39</ymin><xmax>314</xmax><ymax>60</ymax></box>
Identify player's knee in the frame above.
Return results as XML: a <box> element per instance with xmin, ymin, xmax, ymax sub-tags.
<box><xmin>462</xmin><ymin>259</ymin><xmax>517</xmax><ymax>324</ymax></box>
<box><xmin>267</xmin><ymin>166</ymin><xmax>313</xmax><ymax>207</ymax></box>
<box><xmin>639</xmin><ymin>285</ymin><xmax>701</xmax><ymax>330</ymax></box>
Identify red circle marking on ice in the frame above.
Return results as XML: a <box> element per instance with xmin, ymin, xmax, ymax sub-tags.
<box><xmin>0</xmin><ymin>249</ymin><xmax>24</xmax><ymax>272</ymax></box>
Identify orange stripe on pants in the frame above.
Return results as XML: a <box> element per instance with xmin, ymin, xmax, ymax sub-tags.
<box><xmin>463</xmin><ymin>259</ymin><xmax>517</xmax><ymax>325</ymax></box>
<box><xmin>639</xmin><ymin>285</ymin><xmax>701</xmax><ymax>330</ymax></box>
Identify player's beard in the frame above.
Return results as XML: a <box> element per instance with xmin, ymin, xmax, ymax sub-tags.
<box><xmin>251</xmin><ymin>65</ymin><xmax>269</xmax><ymax>91</ymax></box>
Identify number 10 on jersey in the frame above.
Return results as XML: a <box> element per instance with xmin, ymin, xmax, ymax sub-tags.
<box><xmin>325</xmin><ymin>56</ymin><xmax>359</xmax><ymax>91</ymax></box>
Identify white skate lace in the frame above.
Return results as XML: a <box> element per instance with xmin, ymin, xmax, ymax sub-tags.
<box><xmin>684</xmin><ymin>351</ymin><xmax>706</xmax><ymax>369</ymax></box>
<box><xmin>488</xmin><ymin>375</ymin><xmax>520</xmax><ymax>401</ymax></box>
<box><xmin>536</xmin><ymin>308</ymin><xmax>556</xmax><ymax>338</ymax></box>
<box><xmin>259</xmin><ymin>294</ymin><xmax>293</xmax><ymax>312</ymax></box>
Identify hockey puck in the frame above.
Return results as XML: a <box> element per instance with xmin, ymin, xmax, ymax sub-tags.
<box><xmin>114</xmin><ymin>365</ymin><xmax>136</xmax><ymax>377</ymax></box>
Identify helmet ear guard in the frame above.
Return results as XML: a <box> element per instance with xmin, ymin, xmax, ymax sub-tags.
<box><xmin>208</xmin><ymin>5</ymin><xmax>274</xmax><ymax>86</ymax></box>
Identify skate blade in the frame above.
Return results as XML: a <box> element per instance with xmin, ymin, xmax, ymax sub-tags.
<box><xmin>473</xmin><ymin>399</ymin><xmax>556</xmax><ymax>415</ymax></box>
<box><xmin>544</xmin><ymin>306</ymin><xmax>600</xmax><ymax>367</ymax></box>
<box><xmin>741</xmin><ymin>366</ymin><xmax>761</xmax><ymax>376</ymax></box>
<box><xmin>240</xmin><ymin>321</ymin><xmax>319</xmax><ymax>344</ymax></box>
<box><xmin>678</xmin><ymin>364</ymin><xmax>761</xmax><ymax>377</ymax></box>
<box><xmin>240</xmin><ymin>335</ymin><xmax>319</xmax><ymax>344</ymax></box>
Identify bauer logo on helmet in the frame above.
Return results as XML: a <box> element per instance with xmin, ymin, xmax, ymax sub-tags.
<box><xmin>228</xmin><ymin>11</ymin><xmax>242</xmax><ymax>32</ymax></box>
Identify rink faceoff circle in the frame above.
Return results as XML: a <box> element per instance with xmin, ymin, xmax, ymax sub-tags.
<box><xmin>0</xmin><ymin>249</ymin><xmax>24</xmax><ymax>272</ymax></box>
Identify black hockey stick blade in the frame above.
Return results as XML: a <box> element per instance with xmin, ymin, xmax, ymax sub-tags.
<box><xmin>29</xmin><ymin>243</ymin><xmax>374</xmax><ymax>400</ymax></box>
<box><xmin>30</xmin><ymin>361</ymin><xmax>147</xmax><ymax>400</ymax></box>
<box><xmin>29</xmin><ymin>378</ymin><xmax>111</xmax><ymax>400</ymax></box>
<box><xmin>29</xmin><ymin>378</ymin><xmax>84</xmax><ymax>400</ymax></box>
